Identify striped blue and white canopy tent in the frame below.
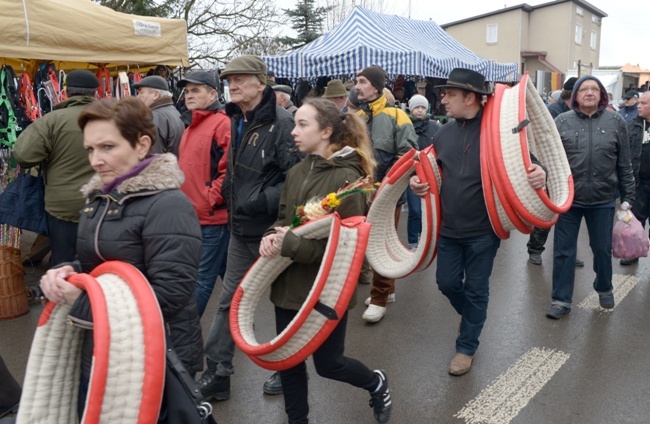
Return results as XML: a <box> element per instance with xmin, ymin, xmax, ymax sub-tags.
<box><xmin>263</xmin><ymin>7</ymin><xmax>518</xmax><ymax>82</ymax></box>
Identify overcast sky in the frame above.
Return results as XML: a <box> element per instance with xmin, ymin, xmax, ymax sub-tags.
<box><xmin>276</xmin><ymin>0</ymin><xmax>649</xmax><ymax>70</ymax></box>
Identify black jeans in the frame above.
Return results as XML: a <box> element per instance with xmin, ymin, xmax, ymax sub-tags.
<box><xmin>275</xmin><ymin>307</ymin><xmax>378</xmax><ymax>424</ymax></box>
<box><xmin>527</xmin><ymin>226</ymin><xmax>550</xmax><ymax>254</ymax></box>
<box><xmin>46</xmin><ymin>212</ymin><xmax>78</xmax><ymax>266</ymax></box>
<box><xmin>631</xmin><ymin>182</ymin><xmax>650</xmax><ymax>231</ymax></box>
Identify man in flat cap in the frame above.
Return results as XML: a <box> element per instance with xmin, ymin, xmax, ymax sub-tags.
<box><xmin>619</xmin><ymin>89</ymin><xmax>640</xmax><ymax>124</ymax></box>
<box><xmin>410</xmin><ymin>68</ymin><xmax>546</xmax><ymax>376</ymax></box>
<box><xmin>133</xmin><ymin>75</ymin><xmax>185</xmax><ymax>156</ymax></box>
<box><xmin>272</xmin><ymin>84</ymin><xmax>298</xmax><ymax>115</ymax></box>
<box><xmin>177</xmin><ymin>71</ymin><xmax>231</xmax><ymax>318</ymax></box>
<box><xmin>198</xmin><ymin>55</ymin><xmax>301</xmax><ymax>401</ymax></box>
<box><xmin>13</xmin><ymin>69</ymin><xmax>99</xmax><ymax>265</ymax></box>
<box><xmin>322</xmin><ymin>79</ymin><xmax>349</xmax><ymax>110</ymax></box>
<box><xmin>355</xmin><ymin>65</ymin><xmax>418</xmax><ymax>324</ymax></box>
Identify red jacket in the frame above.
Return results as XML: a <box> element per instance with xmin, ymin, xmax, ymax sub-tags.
<box><xmin>179</xmin><ymin>106</ymin><xmax>231</xmax><ymax>225</ymax></box>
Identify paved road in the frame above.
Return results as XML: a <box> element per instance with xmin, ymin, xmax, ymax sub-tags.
<box><xmin>2</xmin><ymin>223</ymin><xmax>649</xmax><ymax>424</ymax></box>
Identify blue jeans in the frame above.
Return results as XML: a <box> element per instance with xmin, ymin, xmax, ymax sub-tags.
<box><xmin>406</xmin><ymin>186</ymin><xmax>422</xmax><ymax>246</ymax></box>
<box><xmin>436</xmin><ymin>233</ymin><xmax>500</xmax><ymax>356</ymax></box>
<box><xmin>195</xmin><ymin>224</ymin><xmax>230</xmax><ymax>317</ymax></box>
<box><xmin>551</xmin><ymin>206</ymin><xmax>614</xmax><ymax>307</ymax></box>
<box><xmin>204</xmin><ymin>234</ymin><xmax>260</xmax><ymax>376</ymax></box>
<box><xmin>46</xmin><ymin>212</ymin><xmax>78</xmax><ymax>266</ymax></box>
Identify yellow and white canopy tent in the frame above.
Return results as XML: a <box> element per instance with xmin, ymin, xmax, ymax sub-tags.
<box><xmin>0</xmin><ymin>0</ymin><xmax>188</xmax><ymax>72</ymax></box>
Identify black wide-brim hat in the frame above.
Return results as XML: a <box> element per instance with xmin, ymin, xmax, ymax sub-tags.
<box><xmin>435</xmin><ymin>68</ymin><xmax>491</xmax><ymax>95</ymax></box>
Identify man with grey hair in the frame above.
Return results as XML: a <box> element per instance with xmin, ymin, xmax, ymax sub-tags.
<box><xmin>133</xmin><ymin>75</ymin><xmax>185</xmax><ymax>156</ymax></box>
<box><xmin>272</xmin><ymin>84</ymin><xmax>298</xmax><ymax>115</ymax></box>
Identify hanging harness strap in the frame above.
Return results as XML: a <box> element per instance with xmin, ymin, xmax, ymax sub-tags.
<box><xmin>18</xmin><ymin>73</ymin><xmax>41</xmax><ymax>122</ymax></box>
<box><xmin>0</xmin><ymin>66</ymin><xmax>21</xmax><ymax>148</ymax></box>
<box><xmin>113</xmin><ymin>71</ymin><xmax>131</xmax><ymax>100</ymax></box>
<box><xmin>96</xmin><ymin>66</ymin><xmax>112</xmax><ymax>99</ymax></box>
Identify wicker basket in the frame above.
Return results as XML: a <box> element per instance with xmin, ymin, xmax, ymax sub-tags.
<box><xmin>0</xmin><ymin>246</ymin><xmax>29</xmax><ymax>320</ymax></box>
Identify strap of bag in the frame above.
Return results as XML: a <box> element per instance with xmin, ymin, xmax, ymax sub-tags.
<box><xmin>165</xmin><ymin>336</ymin><xmax>213</xmax><ymax>421</ymax></box>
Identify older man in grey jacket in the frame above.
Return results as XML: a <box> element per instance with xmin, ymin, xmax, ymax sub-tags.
<box><xmin>134</xmin><ymin>75</ymin><xmax>185</xmax><ymax>156</ymax></box>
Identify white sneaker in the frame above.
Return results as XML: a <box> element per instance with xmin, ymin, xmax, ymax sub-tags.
<box><xmin>364</xmin><ymin>293</ymin><xmax>396</xmax><ymax>306</ymax></box>
<box><xmin>362</xmin><ymin>304</ymin><xmax>387</xmax><ymax>322</ymax></box>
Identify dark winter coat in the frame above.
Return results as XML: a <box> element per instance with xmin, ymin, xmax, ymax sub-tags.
<box><xmin>150</xmin><ymin>97</ymin><xmax>186</xmax><ymax>157</ymax></box>
<box><xmin>222</xmin><ymin>86</ymin><xmax>302</xmax><ymax>241</ymax></box>
<box><xmin>555</xmin><ymin>75</ymin><xmax>635</xmax><ymax>205</ymax></box>
<box><xmin>268</xmin><ymin>147</ymin><xmax>366</xmax><ymax>311</ymax></box>
<box><xmin>547</xmin><ymin>99</ymin><xmax>570</xmax><ymax>118</ymax></box>
<box><xmin>628</xmin><ymin>116</ymin><xmax>649</xmax><ymax>185</ymax></box>
<box><xmin>412</xmin><ymin>118</ymin><xmax>441</xmax><ymax>150</ymax></box>
<box><xmin>69</xmin><ymin>154</ymin><xmax>203</xmax><ymax>375</ymax></box>
<box><xmin>434</xmin><ymin>109</ymin><xmax>494</xmax><ymax>238</ymax></box>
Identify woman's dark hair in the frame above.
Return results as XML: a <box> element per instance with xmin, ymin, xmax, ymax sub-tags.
<box><xmin>302</xmin><ymin>98</ymin><xmax>376</xmax><ymax>178</ymax></box>
<box><xmin>78</xmin><ymin>97</ymin><xmax>156</xmax><ymax>153</ymax></box>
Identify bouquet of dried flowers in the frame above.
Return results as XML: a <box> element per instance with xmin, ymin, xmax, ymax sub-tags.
<box><xmin>290</xmin><ymin>176</ymin><xmax>375</xmax><ymax>228</ymax></box>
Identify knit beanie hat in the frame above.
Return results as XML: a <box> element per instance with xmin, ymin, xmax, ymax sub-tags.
<box><xmin>357</xmin><ymin>65</ymin><xmax>386</xmax><ymax>95</ymax></box>
<box><xmin>408</xmin><ymin>94</ymin><xmax>429</xmax><ymax>111</ymax></box>
<box><xmin>67</xmin><ymin>70</ymin><xmax>99</xmax><ymax>89</ymax></box>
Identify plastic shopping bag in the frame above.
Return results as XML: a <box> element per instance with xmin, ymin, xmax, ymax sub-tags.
<box><xmin>612</xmin><ymin>204</ymin><xmax>650</xmax><ymax>259</ymax></box>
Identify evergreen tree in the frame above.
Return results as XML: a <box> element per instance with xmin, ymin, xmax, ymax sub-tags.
<box><xmin>95</xmin><ymin>0</ymin><xmax>176</xmax><ymax>18</ymax></box>
<box><xmin>279</xmin><ymin>0</ymin><xmax>331</xmax><ymax>49</ymax></box>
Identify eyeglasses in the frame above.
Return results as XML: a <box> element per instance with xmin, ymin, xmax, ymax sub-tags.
<box><xmin>577</xmin><ymin>87</ymin><xmax>600</xmax><ymax>93</ymax></box>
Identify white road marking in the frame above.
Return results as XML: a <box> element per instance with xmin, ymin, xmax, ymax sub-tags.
<box><xmin>577</xmin><ymin>274</ymin><xmax>640</xmax><ymax>312</ymax></box>
<box><xmin>455</xmin><ymin>347</ymin><xmax>570</xmax><ymax>424</ymax></box>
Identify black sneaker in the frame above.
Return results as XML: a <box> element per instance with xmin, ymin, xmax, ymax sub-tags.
<box><xmin>196</xmin><ymin>371</ymin><xmax>230</xmax><ymax>401</ymax></box>
<box><xmin>620</xmin><ymin>258</ymin><xmax>638</xmax><ymax>266</ymax></box>
<box><xmin>369</xmin><ymin>369</ymin><xmax>392</xmax><ymax>423</ymax></box>
<box><xmin>262</xmin><ymin>371</ymin><xmax>283</xmax><ymax>395</ymax></box>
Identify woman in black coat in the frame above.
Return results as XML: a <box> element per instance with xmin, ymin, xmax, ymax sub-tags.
<box><xmin>39</xmin><ymin>97</ymin><xmax>203</xmax><ymax>417</ymax></box>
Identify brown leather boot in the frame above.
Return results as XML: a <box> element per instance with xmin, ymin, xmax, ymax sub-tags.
<box><xmin>448</xmin><ymin>353</ymin><xmax>473</xmax><ymax>376</ymax></box>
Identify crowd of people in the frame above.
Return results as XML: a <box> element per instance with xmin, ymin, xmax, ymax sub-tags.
<box><xmin>1</xmin><ymin>53</ymin><xmax>649</xmax><ymax>424</ymax></box>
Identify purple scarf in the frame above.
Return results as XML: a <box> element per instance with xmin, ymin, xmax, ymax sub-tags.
<box><xmin>101</xmin><ymin>155</ymin><xmax>159</xmax><ymax>195</ymax></box>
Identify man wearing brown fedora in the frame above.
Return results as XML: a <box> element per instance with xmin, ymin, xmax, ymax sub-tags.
<box><xmin>322</xmin><ymin>79</ymin><xmax>348</xmax><ymax>110</ymax></box>
<box><xmin>410</xmin><ymin>68</ymin><xmax>546</xmax><ymax>376</ymax></box>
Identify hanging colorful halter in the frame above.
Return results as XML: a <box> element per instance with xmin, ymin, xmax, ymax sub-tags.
<box><xmin>365</xmin><ymin>146</ymin><xmax>442</xmax><ymax>279</ymax></box>
<box><xmin>480</xmin><ymin>73</ymin><xmax>574</xmax><ymax>239</ymax></box>
<box><xmin>114</xmin><ymin>71</ymin><xmax>131</xmax><ymax>99</ymax></box>
<box><xmin>230</xmin><ymin>214</ymin><xmax>371</xmax><ymax>371</ymax></box>
<box><xmin>18</xmin><ymin>72</ymin><xmax>41</xmax><ymax>122</ymax></box>
<box><xmin>0</xmin><ymin>65</ymin><xmax>22</xmax><ymax>148</ymax></box>
<box><xmin>96</xmin><ymin>66</ymin><xmax>112</xmax><ymax>99</ymax></box>
<box><xmin>17</xmin><ymin>262</ymin><xmax>166</xmax><ymax>424</ymax></box>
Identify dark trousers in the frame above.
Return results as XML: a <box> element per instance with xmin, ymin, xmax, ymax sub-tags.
<box><xmin>0</xmin><ymin>354</ymin><xmax>21</xmax><ymax>412</ymax></box>
<box><xmin>631</xmin><ymin>182</ymin><xmax>650</xmax><ymax>231</ymax></box>
<box><xmin>436</xmin><ymin>234</ymin><xmax>501</xmax><ymax>356</ymax></box>
<box><xmin>45</xmin><ymin>212</ymin><xmax>78</xmax><ymax>266</ymax></box>
<box><xmin>551</xmin><ymin>206</ymin><xmax>615</xmax><ymax>306</ymax></box>
<box><xmin>276</xmin><ymin>307</ymin><xmax>377</xmax><ymax>424</ymax></box>
<box><xmin>527</xmin><ymin>226</ymin><xmax>550</xmax><ymax>254</ymax></box>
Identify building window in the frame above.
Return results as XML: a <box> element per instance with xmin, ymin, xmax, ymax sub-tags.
<box><xmin>576</xmin><ymin>6</ymin><xmax>584</xmax><ymax>16</ymax></box>
<box><xmin>575</xmin><ymin>23</ymin><xmax>582</xmax><ymax>44</ymax></box>
<box><xmin>590</xmin><ymin>31</ymin><xmax>597</xmax><ymax>49</ymax></box>
<box><xmin>591</xmin><ymin>14</ymin><xmax>600</xmax><ymax>24</ymax></box>
<box><xmin>486</xmin><ymin>24</ymin><xmax>498</xmax><ymax>44</ymax></box>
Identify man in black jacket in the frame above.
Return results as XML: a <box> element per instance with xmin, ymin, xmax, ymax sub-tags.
<box><xmin>197</xmin><ymin>55</ymin><xmax>301</xmax><ymax>401</ymax></box>
<box><xmin>546</xmin><ymin>75</ymin><xmax>635</xmax><ymax>319</ymax></box>
<box><xmin>410</xmin><ymin>68</ymin><xmax>546</xmax><ymax>376</ymax></box>
<box><xmin>620</xmin><ymin>91</ymin><xmax>650</xmax><ymax>266</ymax></box>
